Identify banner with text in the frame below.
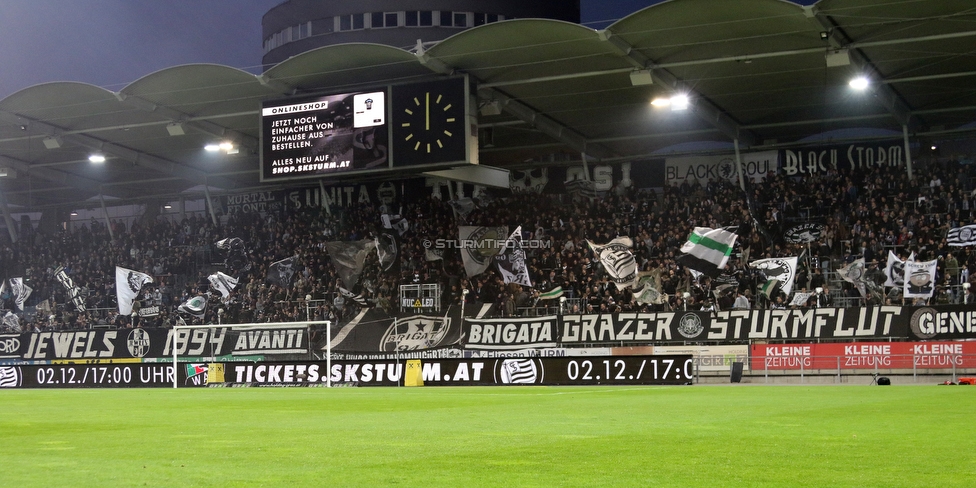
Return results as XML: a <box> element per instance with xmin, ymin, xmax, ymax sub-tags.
<box><xmin>752</xmin><ymin>341</ymin><xmax>976</xmax><ymax>371</ymax></box>
<box><xmin>219</xmin><ymin>355</ymin><xmax>693</xmax><ymax>386</ymax></box>
<box><xmin>779</xmin><ymin>140</ymin><xmax>906</xmax><ymax>177</ymax></box>
<box><xmin>665</xmin><ymin>151</ymin><xmax>777</xmax><ymax>186</ymax></box>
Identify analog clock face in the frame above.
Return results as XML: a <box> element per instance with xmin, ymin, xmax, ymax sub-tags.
<box><xmin>402</xmin><ymin>91</ymin><xmax>456</xmax><ymax>153</ymax></box>
<box><xmin>392</xmin><ymin>78</ymin><xmax>467</xmax><ymax>167</ymax></box>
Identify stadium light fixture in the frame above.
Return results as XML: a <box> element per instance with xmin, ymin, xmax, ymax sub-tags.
<box><xmin>670</xmin><ymin>94</ymin><xmax>690</xmax><ymax>111</ymax></box>
<box><xmin>88</xmin><ymin>154</ymin><xmax>106</xmax><ymax>163</ymax></box>
<box><xmin>651</xmin><ymin>94</ymin><xmax>691</xmax><ymax>111</ymax></box>
<box><xmin>651</xmin><ymin>97</ymin><xmax>671</xmax><ymax>107</ymax></box>
<box><xmin>206</xmin><ymin>141</ymin><xmax>238</xmax><ymax>154</ymax></box>
<box><xmin>849</xmin><ymin>76</ymin><xmax>869</xmax><ymax>90</ymax></box>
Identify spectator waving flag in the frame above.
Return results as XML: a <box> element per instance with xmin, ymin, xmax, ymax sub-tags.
<box><xmin>884</xmin><ymin>251</ymin><xmax>915</xmax><ymax>288</ymax></box>
<box><xmin>339</xmin><ymin>287</ymin><xmax>369</xmax><ymax>307</ymax></box>
<box><xmin>458</xmin><ymin>226</ymin><xmax>507</xmax><ymax>278</ymax></box>
<box><xmin>749</xmin><ymin>257</ymin><xmax>798</xmax><ymax>295</ymax></box>
<box><xmin>215</xmin><ymin>237</ymin><xmax>250</xmax><ymax>273</ymax></box>
<box><xmin>496</xmin><ymin>226</ymin><xmax>532</xmax><ymax>286</ymax></box>
<box><xmin>266</xmin><ymin>256</ymin><xmax>299</xmax><ymax>288</ymax></box>
<box><xmin>324</xmin><ymin>240</ymin><xmax>376</xmax><ymax>288</ymax></box>
<box><xmin>677</xmin><ymin>227</ymin><xmax>738</xmax><ymax>277</ymax></box>
<box><xmin>177</xmin><ymin>295</ymin><xmax>209</xmax><ymax>319</ymax></box>
<box><xmin>539</xmin><ymin>286</ymin><xmax>563</xmax><ymax>300</ymax></box>
<box><xmin>837</xmin><ymin>258</ymin><xmax>867</xmax><ymax>298</ymax></box>
<box><xmin>116</xmin><ymin>266</ymin><xmax>153</xmax><ymax>315</ymax></box>
<box><xmin>208</xmin><ymin>272</ymin><xmax>239</xmax><ymax>302</ymax></box>
<box><xmin>759</xmin><ymin>279</ymin><xmax>781</xmax><ymax>299</ymax></box>
<box><xmin>0</xmin><ymin>277</ymin><xmax>32</xmax><ymax>311</ymax></box>
<box><xmin>946</xmin><ymin>224</ymin><xmax>976</xmax><ymax>246</ymax></box>
<box><xmin>587</xmin><ymin>237</ymin><xmax>640</xmax><ymax>290</ymax></box>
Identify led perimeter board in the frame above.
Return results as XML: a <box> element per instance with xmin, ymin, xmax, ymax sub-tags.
<box><xmin>260</xmin><ymin>76</ymin><xmax>473</xmax><ymax>183</ymax></box>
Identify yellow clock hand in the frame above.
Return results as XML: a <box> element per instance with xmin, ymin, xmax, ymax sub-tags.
<box><xmin>425</xmin><ymin>92</ymin><xmax>430</xmax><ymax>131</ymax></box>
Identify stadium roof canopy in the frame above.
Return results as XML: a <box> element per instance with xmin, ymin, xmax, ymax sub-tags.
<box><xmin>1</xmin><ymin>0</ymin><xmax>975</xmax><ymax>210</ymax></box>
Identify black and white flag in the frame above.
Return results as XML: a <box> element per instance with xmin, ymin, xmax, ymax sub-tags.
<box><xmin>177</xmin><ymin>295</ymin><xmax>209</xmax><ymax>319</ymax></box>
<box><xmin>1</xmin><ymin>277</ymin><xmax>32</xmax><ymax>311</ymax></box>
<box><xmin>565</xmin><ymin>178</ymin><xmax>597</xmax><ymax>201</ymax></box>
<box><xmin>339</xmin><ymin>287</ymin><xmax>369</xmax><ymax>307</ymax></box>
<box><xmin>2</xmin><ymin>311</ymin><xmax>20</xmax><ymax>332</ymax></box>
<box><xmin>215</xmin><ymin>237</ymin><xmax>250</xmax><ymax>273</ymax></box>
<box><xmin>784</xmin><ymin>223</ymin><xmax>825</xmax><ymax>244</ymax></box>
<box><xmin>374</xmin><ymin>232</ymin><xmax>399</xmax><ymax>273</ymax></box>
<box><xmin>458</xmin><ymin>226</ymin><xmax>507</xmax><ymax>278</ymax></box>
<box><xmin>837</xmin><ymin>258</ymin><xmax>867</xmax><ymax>298</ymax></box>
<box><xmin>496</xmin><ymin>226</ymin><xmax>532</xmax><ymax>286</ymax></box>
<box><xmin>448</xmin><ymin>198</ymin><xmax>477</xmax><ymax>221</ymax></box>
<box><xmin>587</xmin><ymin>237</ymin><xmax>639</xmax><ymax>289</ymax></box>
<box><xmin>947</xmin><ymin>224</ymin><xmax>976</xmax><ymax>247</ymax></box>
<box><xmin>116</xmin><ymin>266</ymin><xmax>153</xmax><ymax>316</ymax></box>
<box><xmin>55</xmin><ymin>266</ymin><xmax>86</xmax><ymax>312</ymax></box>
<box><xmin>324</xmin><ymin>240</ymin><xmax>376</xmax><ymax>288</ymax></box>
<box><xmin>884</xmin><ymin>251</ymin><xmax>915</xmax><ymax>288</ymax></box>
<box><xmin>266</xmin><ymin>256</ymin><xmax>299</xmax><ymax>288</ymax></box>
<box><xmin>208</xmin><ymin>271</ymin><xmax>239</xmax><ymax>302</ymax></box>
<box><xmin>381</xmin><ymin>214</ymin><xmax>410</xmax><ymax>235</ymax></box>
<box><xmin>749</xmin><ymin>257</ymin><xmax>798</xmax><ymax>295</ymax></box>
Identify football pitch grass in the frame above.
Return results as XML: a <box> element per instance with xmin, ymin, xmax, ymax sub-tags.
<box><xmin>2</xmin><ymin>385</ymin><xmax>974</xmax><ymax>487</ymax></box>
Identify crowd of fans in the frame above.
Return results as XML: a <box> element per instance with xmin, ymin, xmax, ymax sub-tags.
<box><xmin>2</xmin><ymin>154</ymin><xmax>975</xmax><ymax>332</ymax></box>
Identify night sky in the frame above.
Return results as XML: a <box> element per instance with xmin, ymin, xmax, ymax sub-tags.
<box><xmin>0</xmin><ymin>1</ymin><xmax>813</xmax><ymax>99</ymax></box>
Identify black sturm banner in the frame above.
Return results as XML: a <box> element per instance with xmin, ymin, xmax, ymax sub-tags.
<box><xmin>3</xmin><ymin>306</ymin><xmax>975</xmax><ymax>363</ymax></box>
<box><xmin>0</xmin><ymin>327</ymin><xmax>310</xmax><ymax>362</ymax></box>
<box><xmin>221</xmin><ymin>355</ymin><xmax>693</xmax><ymax>387</ymax></box>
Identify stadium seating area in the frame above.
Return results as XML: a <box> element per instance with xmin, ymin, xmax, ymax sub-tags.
<box><xmin>2</xmin><ymin>155</ymin><xmax>975</xmax><ymax>331</ymax></box>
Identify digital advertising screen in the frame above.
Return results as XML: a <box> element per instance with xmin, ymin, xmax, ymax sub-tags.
<box><xmin>261</xmin><ymin>89</ymin><xmax>389</xmax><ymax>182</ymax></box>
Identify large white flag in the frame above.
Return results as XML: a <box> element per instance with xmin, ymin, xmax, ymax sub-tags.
<box><xmin>884</xmin><ymin>251</ymin><xmax>915</xmax><ymax>288</ymax></box>
<box><xmin>749</xmin><ymin>257</ymin><xmax>798</xmax><ymax>295</ymax></box>
<box><xmin>116</xmin><ymin>266</ymin><xmax>153</xmax><ymax>315</ymax></box>
<box><xmin>904</xmin><ymin>259</ymin><xmax>938</xmax><ymax>299</ymax></box>
<box><xmin>208</xmin><ymin>272</ymin><xmax>239</xmax><ymax>302</ymax></box>
<box><xmin>458</xmin><ymin>226</ymin><xmax>507</xmax><ymax>278</ymax></box>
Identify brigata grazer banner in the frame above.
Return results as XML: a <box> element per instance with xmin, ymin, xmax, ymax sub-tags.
<box><xmin>221</xmin><ymin>355</ymin><xmax>693</xmax><ymax>387</ymax></box>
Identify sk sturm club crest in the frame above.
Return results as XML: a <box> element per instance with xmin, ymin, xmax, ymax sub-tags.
<box><xmin>497</xmin><ymin>358</ymin><xmax>542</xmax><ymax>384</ymax></box>
<box><xmin>677</xmin><ymin>313</ymin><xmax>704</xmax><ymax>339</ymax></box>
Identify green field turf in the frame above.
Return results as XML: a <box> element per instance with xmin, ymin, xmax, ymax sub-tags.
<box><xmin>1</xmin><ymin>385</ymin><xmax>974</xmax><ymax>487</ymax></box>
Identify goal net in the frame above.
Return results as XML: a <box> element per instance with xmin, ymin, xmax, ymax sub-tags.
<box><xmin>172</xmin><ymin>320</ymin><xmax>332</xmax><ymax>388</ymax></box>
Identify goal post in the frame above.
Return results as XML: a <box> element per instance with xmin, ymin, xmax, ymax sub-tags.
<box><xmin>172</xmin><ymin>320</ymin><xmax>332</xmax><ymax>388</ymax></box>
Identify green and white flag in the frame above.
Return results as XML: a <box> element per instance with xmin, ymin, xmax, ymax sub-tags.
<box><xmin>539</xmin><ymin>287</ymin><xmax>563</xmax><ymax>300</ymax></box>
<box><xmin>677</xmin><ymin>227</ymin><xmax>738</xmax><ymax>277</ymax></box>
<box><xmin>759</xmin><ymin>279</ymin><xmax>781</xmax><ymax>299</ymax></box>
